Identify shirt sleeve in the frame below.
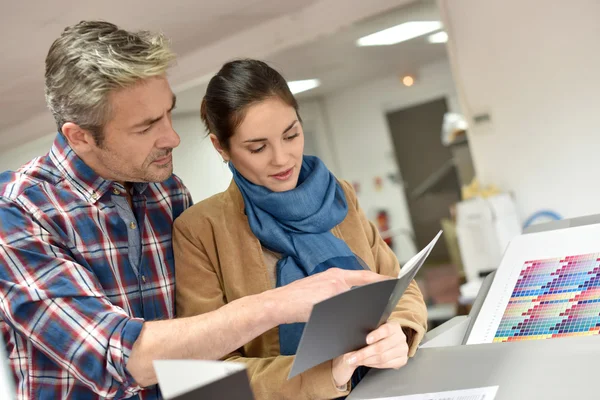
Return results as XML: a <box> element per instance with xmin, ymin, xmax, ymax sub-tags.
<box><xmin>0</xmin><ymin>198</ymin><xmax>145</xmax><ymax>399</ymax></box>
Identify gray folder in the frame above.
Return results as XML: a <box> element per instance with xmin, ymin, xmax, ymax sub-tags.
<box><xmin>289</xmin><ymin>231</ymin><xmax>442</xmax><ymax>378</ymax></box>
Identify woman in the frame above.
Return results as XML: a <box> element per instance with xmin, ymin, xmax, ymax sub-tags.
<box><xmin>173</xmin><ymin>59</ymin><xmax>428</xmax><ymax>399</ymax></box>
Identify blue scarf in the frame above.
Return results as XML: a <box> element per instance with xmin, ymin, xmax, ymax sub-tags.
<box><xmin>230</xmin><ymin>155</ymin><xmax>368</xmax><ymax>354</ymax></box>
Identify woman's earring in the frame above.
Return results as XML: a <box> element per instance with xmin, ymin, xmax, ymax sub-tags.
<box><xmin>223</xmin><ymin>159</ymin><xmax>229</xmax><ymax>164</ymax></box>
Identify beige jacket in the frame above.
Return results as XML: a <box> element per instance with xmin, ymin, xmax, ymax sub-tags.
<box><xmin>173</xmin><ymin>179</ymin><xmax>428</xmax><ymax>400</ymax></box>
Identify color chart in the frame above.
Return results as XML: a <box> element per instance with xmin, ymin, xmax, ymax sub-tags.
<box><xmin>493</xmin><ymin>252</ymin><xmax>600</xmax><ymax>342</ymax></box>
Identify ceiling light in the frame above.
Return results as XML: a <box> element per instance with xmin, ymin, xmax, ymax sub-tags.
<box><xmin>288</xmin><ymin>79</ymin><xmax>321</xmax><ymax>95</ymax></box>
<box><xmin>402</xmin><ymin>76</ymin><xmax>415</xmax><ymax>87</ymax></box>
<box><xmin>428</xmin><ymin>31</ymin><xmax>448</xmax><ymax>44</ymax></box>
<box><xmin>357</xmin><ymin>21</ymin><xmax>443</xmax><ymax>47</ymax></box>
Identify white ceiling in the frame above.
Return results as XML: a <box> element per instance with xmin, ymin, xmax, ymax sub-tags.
<box><xmin>0</xmin><ymin>0</ymin><xmax>314</xmax><ymax>139</ymax></box>
<box><xmin>174</xmin><ymin>0</ymin><xmax>448</xmax><ymax>114</ymax></box>
<box><xmin>272</xmin><ymin>0</ymin><xmax>447</xmax><ymax>99</ymax></box>
<box><xmin>0</xmin><ymin>0</ymin><xmax>441</xmax><ymax>149</ymax></box>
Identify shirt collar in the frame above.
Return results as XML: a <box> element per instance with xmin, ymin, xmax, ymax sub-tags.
<box><xmin>49</xmin><ymin>133</ymin><xmax>149</xmax><ymax>203</ymax></box>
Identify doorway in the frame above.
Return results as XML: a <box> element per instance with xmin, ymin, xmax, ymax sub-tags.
<box><xmin>386</xmin><ymin>97</ymin><xmax>461</xmax><ymax>263</ymax></box>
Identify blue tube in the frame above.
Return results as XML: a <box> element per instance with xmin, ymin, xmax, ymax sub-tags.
<box><xmin>523</xmin><ymin>210</ymin><xmax>562</xmax><ymax>229</ymax></box>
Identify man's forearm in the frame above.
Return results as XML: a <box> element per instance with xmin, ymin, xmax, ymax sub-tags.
<box><xmin>126</xmin><ymin>267</ymin><xmax>389</xmax><ymax>388</ymax></box>
<box><xmin>127</xmin><ymin>291</ymin><xmax>281</xmax><ymax>387</ymax></box>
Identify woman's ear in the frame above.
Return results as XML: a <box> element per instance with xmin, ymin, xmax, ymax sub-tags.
<box><xmin>209</xmin><ymin>134</ymin><xmax>230</xmax><ymax>162</ymax></box>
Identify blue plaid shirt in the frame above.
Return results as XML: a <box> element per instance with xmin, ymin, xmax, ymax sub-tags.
<box><xmin>0</xmin><ymin>134</ymin><xmax>192</xmax><ymax>399</ymax></box>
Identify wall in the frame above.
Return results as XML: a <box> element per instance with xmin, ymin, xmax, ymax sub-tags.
<box><xmin>296</xmin><ymin>98</ymin><xmax>341</xmax><ymax>175</ymax></box>
<box><xmin>441</xmin><ymin>0</ymin><xmax>600</xmax><ymax>220</ymax></box>
<box><xmin>0</xmin><ymin>114</ymin><xmax>231</xmax><ymax>203</ymax></box>
<box><xmin>301</xmin><ymin>59</ymin><xmax>460</xmax><ymax>262</ymax></box>
<box><xmin>170</xmin><ymin>113</ymin><xmax>232</xmax><ymax>202</ymax></box>
<box><xmin>0</xmin><ymin>132</ymin><xmax>55</xmax><ymax>172</ymax></box>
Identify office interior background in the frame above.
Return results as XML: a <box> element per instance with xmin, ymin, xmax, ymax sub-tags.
<box><xmin>2</xmin><ymin>0</ymin><xmax>599</xmax><ymax>330</ymax></box>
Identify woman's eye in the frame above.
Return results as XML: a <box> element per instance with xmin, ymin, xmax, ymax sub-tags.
<box><xmin>250</xmin><ymin>145</ymin><xmax>266</xmax><ymax>154</ymax></box>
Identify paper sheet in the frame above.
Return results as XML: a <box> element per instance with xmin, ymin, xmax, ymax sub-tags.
<box><xmin>467</xmin><ymin>224</ymin><xmax>600</xmax><ymax>345</ymax></box>
<box><xmin>154</xmin><ymin>360</ymin><xmax>246</xmax><ymax>399</ymax></box>
<box><xmin>399</xmin><ymin>230</ymin><xmax>443</xmax><ymax>279</ymax></box>
<box><xmin>378</xmin><ymin>230</ymin><xmax>443</xmax><ymax>325</ymax></box>
<box><xmin>374</xmin><ymin>385</ymin><xmax>499</xmax><ymax>400</ymax></box>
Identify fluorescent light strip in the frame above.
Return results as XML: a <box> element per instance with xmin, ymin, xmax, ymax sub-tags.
<box><xmin>287</xmin><ymin>79</ymin><xmax>321</xmax><ymax>95</ymax></box>
<box><xmin>428</xmin><ymin>31</ymin><xmax>448</xmax><ymax>44</ymax></box>
<box><xmin>357</xmin><ymin>21</ymin><xmax>443</xmax><ymax>46</ymax></box>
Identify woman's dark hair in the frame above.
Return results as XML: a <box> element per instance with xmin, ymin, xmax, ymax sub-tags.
<box><xmin>200</xmin><ymin>59</ymin><xmax>300</xmax><ymax>150</ymax></box>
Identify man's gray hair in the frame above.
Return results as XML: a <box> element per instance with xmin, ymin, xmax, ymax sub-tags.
<box><xmin>45</xmin><ymin>20</ymin><xmax>176</xmax><ymax>144</ymax></box>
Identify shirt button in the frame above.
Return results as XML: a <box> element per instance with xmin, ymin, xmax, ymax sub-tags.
<box><xmin>141</xmin><ymin>275</ymin><xmax>146</xmax><ymax>283</ymax></box>
<box><xmin>91</xmin><ymin>192</ymin><xmax>99</xmax><ymax>201</ymax></box>
<box><xmin>112</xmin><ymin>188</ymin><xmax>120</xmax><ymax>195</ymax></box>
<box><xmin>129</xmin><ymin>221</ymin><xmax>137</xmax><ymax>230</ymax></box>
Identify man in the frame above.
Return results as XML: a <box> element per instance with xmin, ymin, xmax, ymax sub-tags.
<box><xmin>0</xmin><ymin>21</ymin><xmax>387</xmax><ymax>399</ymax></box>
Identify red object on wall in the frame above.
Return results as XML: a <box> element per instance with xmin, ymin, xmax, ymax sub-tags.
<box><xmin>376</xmin><ymin>210</ymin><xmax>393</xmax><ymax>249</ymax></box>
<box><xmin>374</xmin><ymin>176</ymin><xmax>383</xmax><ymax>191</ymax></box>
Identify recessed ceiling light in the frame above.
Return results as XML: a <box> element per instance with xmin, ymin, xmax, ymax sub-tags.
<box><xmin>357</xmin><ymin>21</ymin><xmax>443</xmax><ymax>47</ymax></box>
<box><xmin>287</xmin><ymin>79</ymin><xmax>321</xmax><ymax>95</ymax></box>
<box><xmin>402</xmin><ymin>76</ymin><xmax>415</xmax><ymax>87</ymax></box>
<box><xmin>428</xmin><ymin>31</ymin><xmax>448</xmax><ymax>44</ymax></box>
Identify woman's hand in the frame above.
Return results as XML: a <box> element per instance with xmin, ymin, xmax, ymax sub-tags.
<box><xmin>332</xmin><ymin>353</ymin><xmax>356</xmax><ymax>389</ymax></box>
<box><xmin>331</xmin><ymin>322</ymin><xmax>409</xmax><ymax>388</ymax></box>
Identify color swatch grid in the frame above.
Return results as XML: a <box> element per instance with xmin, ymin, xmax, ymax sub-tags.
<box><xmin>494</xmin><ymin>252</ymin><xmax>600</xmax><ymax>342</ymax></box>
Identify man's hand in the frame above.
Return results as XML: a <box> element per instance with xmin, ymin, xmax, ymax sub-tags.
<box><xmin>264</xmin><ymin>268</ymin><xmax>391</xmax><ymax>324</ymax></box>
<box><xmin>332</xmin><ymin>322</ymin><xmax>409</xmax><ymax>388</ymax></box>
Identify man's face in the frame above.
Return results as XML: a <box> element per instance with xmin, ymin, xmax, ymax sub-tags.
<box><xmin>88</xmin><ymin>76</ymin><xmax>180</xmax><ymax>183</ymax></box>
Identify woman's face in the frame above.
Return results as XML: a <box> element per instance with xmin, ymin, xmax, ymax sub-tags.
<box><xmin>215</xmin><ymin>97</ymin><xmax>305</xmax><ymax>192</ymax></box>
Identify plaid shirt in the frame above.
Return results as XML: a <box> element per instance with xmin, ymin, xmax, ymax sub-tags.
<box><xmin>0</xmin><ymin>134</ymin><xmax>192</xmax><ymax>399</ymax></box>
